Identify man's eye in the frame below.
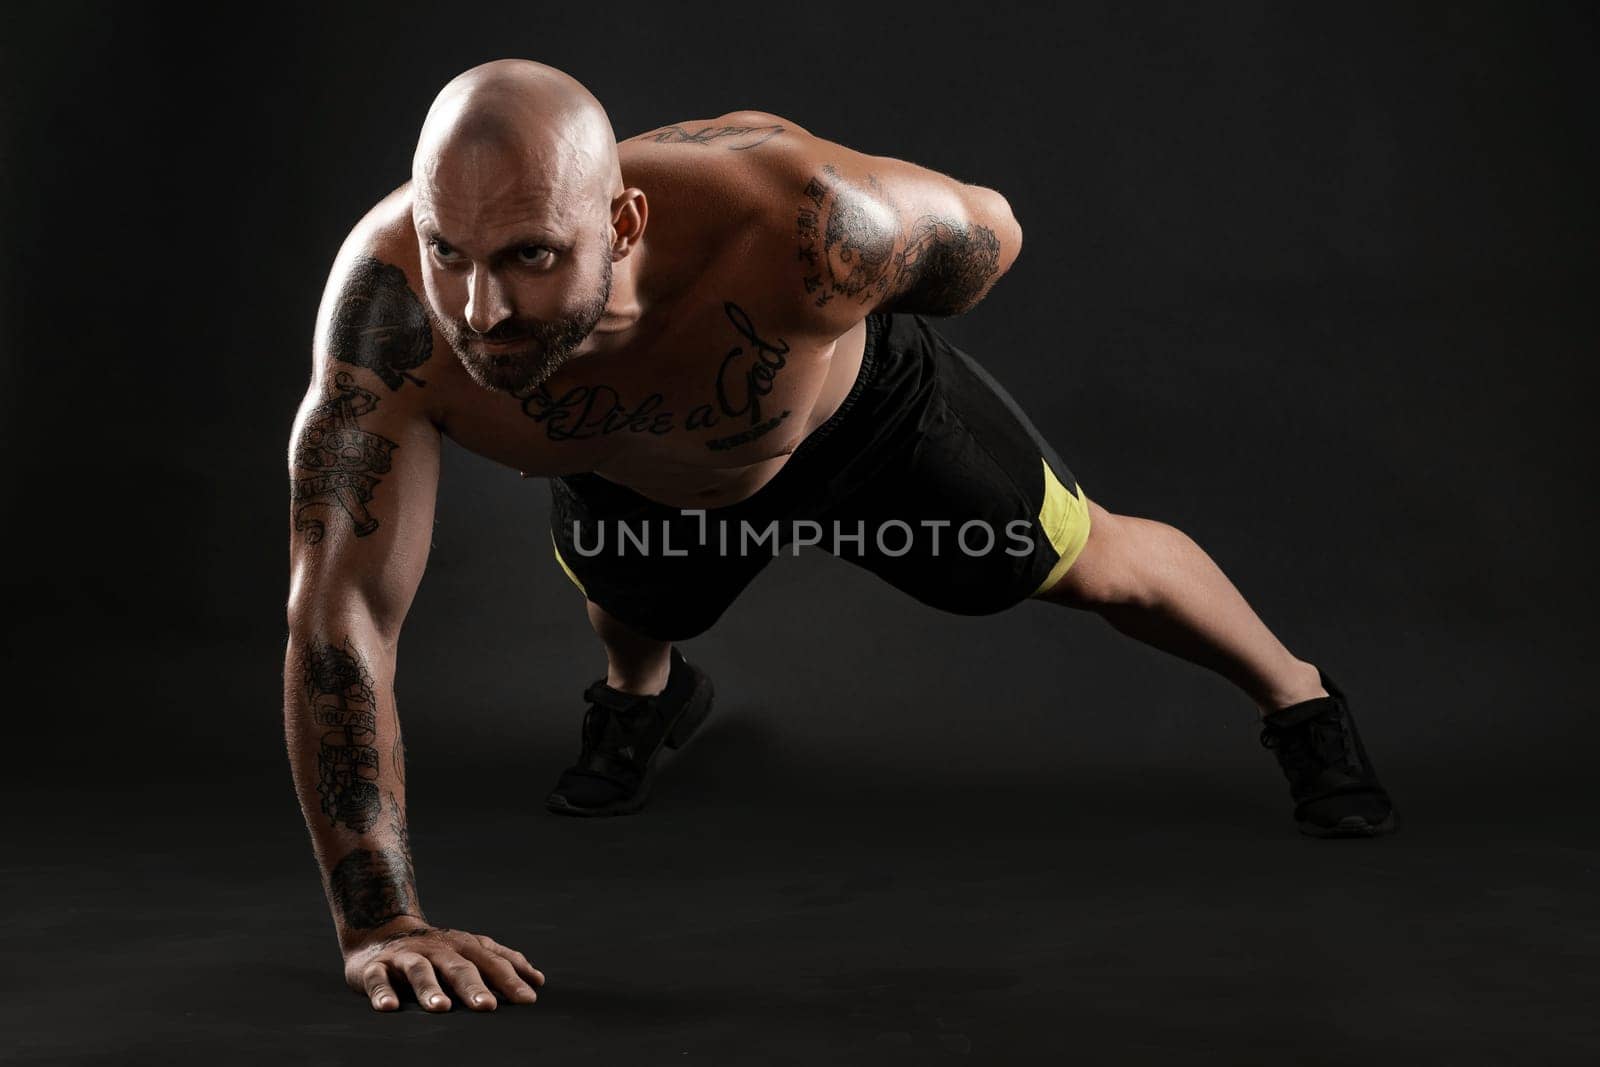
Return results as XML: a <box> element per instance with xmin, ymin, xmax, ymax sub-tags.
<box><xmin>518</xmin><ymin>246</ymin><xmax>553</xmax><ymax>266</ymax></box>
<box><xmin>431</xmin><ymin>239</ymin><xmax>457</xmax><ymax>259</ymax></box>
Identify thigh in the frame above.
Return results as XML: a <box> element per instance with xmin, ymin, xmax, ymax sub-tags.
<box><xmin>818</xmin><ymin>320</ymin><xmax>1092</xmax><ymax>615</ymax></box>
<box><xmin>549</xmin><ymin>475</ymin><xmax>773</xmax><ymax>642</ymax></box>
<box><xmin>1032</xmin><ymin>496</ymin><xmax>1132</xmax><ymax>606</ymax></box>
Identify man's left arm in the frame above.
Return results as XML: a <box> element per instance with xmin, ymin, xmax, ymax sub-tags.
<box><xmin>766</xmin><ymin>127</ymin><xmax>1023</xmax><ymax>327</ymax></box>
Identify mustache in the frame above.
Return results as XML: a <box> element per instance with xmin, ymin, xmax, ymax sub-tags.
<box><xmin>467</xmin><ymin>321</ymin><xmax>537</xmax><ymax>343</ymax></box>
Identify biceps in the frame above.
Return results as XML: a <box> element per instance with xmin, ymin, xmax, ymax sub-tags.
<box><xmin>287</xmin><ymin>375</ymin><xmax>440</xmax><ymax>631</ymax></box>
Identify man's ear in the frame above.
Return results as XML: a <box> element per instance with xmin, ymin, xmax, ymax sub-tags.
<box><xmin>610</xmin><ymin>187</ymin><xmax>648</xmax><ymax>257</ymax></box>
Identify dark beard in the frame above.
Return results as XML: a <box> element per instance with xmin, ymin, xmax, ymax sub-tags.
<box><xmin>436</xmin><ymin>256</ymin><xmax>613</xmax><ymax>394</ymax></box>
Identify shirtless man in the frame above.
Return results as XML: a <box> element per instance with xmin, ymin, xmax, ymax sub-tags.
<box><xmin>284</xmin><ymin>59</ymin><xmax>1398</xmax><ymax>1013</ymax></box>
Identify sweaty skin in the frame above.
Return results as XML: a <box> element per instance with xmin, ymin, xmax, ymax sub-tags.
<box><xmin>284</xmin><ymin>59</ymin><xmax>1021</xmax><ymax>1013</ymax></box>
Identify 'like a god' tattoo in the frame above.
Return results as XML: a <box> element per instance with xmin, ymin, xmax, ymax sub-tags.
<box><xmin>305</xmin><ymin>640</ymin><xmax>382</xmax><ymax>833</ymax></box>
<box><xmin>639</xmin><ymin>123</ymin><xmax>785</xmax><ymax>150</ymax></box>
<box><xmin>796</xmin><ymin>165</ymin><xmax>1001</xmax><ymax>316</ymax></box>
<box><xmin>291</xmin><ymin>372</ymin><xmax>398</xmax><ymax>543</ymax></box>
<box><xmin>703</xmin><ymin>301</ymin><xmax>791</xmax><ymax>450</ymax></box>
<box><xmin>329</xmin><ymin>256</ymin><xmax>433</xmax><ymax>391</ymax></box>
<box><xmin>329</xmin><ymin>847</ymin><xmax>419</xmax><ymax>930</ymax></box>
<box><xmin>513</xmin><ymin>302</ymin><xmax>792</xmax><ymax>451</ymax></box>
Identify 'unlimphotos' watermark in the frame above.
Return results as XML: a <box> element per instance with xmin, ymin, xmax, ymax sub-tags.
<box><xmin>568</xmin><ymin>512</ymin><xmax>1038</xmax><ymax>559</ymax></box>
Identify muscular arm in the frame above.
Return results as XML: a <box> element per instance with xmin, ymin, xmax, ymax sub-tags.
<box><xmin>284</xmin><ymin>223</ymin><xmax>542</xmax><ymax>1011</ymax></box>
<box><xmin>764</xmin><ymin>123</ymin><xmax>1024</xmax><ymax>326</ymax></box>
<box><xmin>285</xmin><ymin>246</ymin><xmax>441</xmax><ymax>953</ymax></box>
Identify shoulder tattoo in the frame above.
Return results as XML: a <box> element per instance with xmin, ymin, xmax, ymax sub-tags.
<box><xmin>639</xmin><ymin>123</ymin><xmax>785</xmax><ymax>150</ymax></box>
<box><xmin>329</xmin><ymin>256</ymin><xmax>433</xmax><ymax>391</ymax></box>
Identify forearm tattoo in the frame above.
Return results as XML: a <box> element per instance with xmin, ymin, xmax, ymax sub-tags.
<box><xmin>392</xmin><ymin>732</ymin><xmax>406</xmax><ymax>788</ymax></box>
<box><xmin>796</xmin><ymin>165</ymin><xmax>1001</xmax><ymax>316</ymax></box>
<box><xmin>290</xmin><ymin>372</ymin><xmax>398</xmax><ymax>543</ymax></box>
<box><xmin>639</xmin><ymin>123</ymin><xmax>784</xmax><ymax>150</ymax></box>
<box><xmin>387</xmin><ymin>791</ymin><xmax>415</xmax><ymax>885</ymax></box>
<box><xmin>329</xmin><ymin>256</ymin><xmax>433</xmax><ymax>391</ymax></box>
<box><xmin>513</xmin><ymin>301</ymin><xmax>791</xmax><ymax>450</ymax></box>
<box><xmin>328</xmin><ymin>791</ymin><xmax>419</xmax><ymax>930</ymax></box>
<box><xmin>329</xmin><ymin>847</ymin><xmax>419</xmax><ymax>930</ymax></box>
<box><xmin>305</xmin><ymin>640</ymin><xmax>381</xmax><ymax>832</ymax></box>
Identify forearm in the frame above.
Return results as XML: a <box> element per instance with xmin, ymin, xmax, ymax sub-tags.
<box><xmin>283</xmin><ymin>615</ymin><xmax>422</xmax><ymax>952</ymax></box>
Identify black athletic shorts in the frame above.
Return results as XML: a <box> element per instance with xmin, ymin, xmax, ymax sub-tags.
<box><xmin>548</xmin><ymin>312</ymin><xmax>1092</xmax><ymax>642</ymax></box>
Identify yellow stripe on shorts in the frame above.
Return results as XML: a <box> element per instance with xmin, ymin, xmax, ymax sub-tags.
<box><xmin>1030</xmin><ymin>457</ymin><xmax>1092</xmax><ymax>596</ymax></box>
<box><xmin>551</xmin><ymin>530</ymin><xmax>588</xmax><ymax>596</ymax></box>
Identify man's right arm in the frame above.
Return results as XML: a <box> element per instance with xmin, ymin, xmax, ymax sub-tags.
<box><xmin>284</xmin><ymin>230</ymin><xmax>542</xmax><ymax>1012</ymax></box>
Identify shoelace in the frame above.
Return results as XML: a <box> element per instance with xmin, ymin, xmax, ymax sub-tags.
<box><xmin>1259</xmin><ymin>710</ymin><xmax>1359</xmax><ymax>783</ymax></box>
<box><xmin>579</xmin><ymin>689</ymin><xmax>664</xmax><ymax>768</ymax></box>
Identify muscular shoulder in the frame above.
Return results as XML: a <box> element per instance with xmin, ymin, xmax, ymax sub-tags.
<box><xmin>309</xmin><ymin>185</ymin><xmax>448</xmax><ymax>421</ymax></box>
<box><xmin>623</xmin><ymin>112</ymin><xmax>878</xmax><ymax>338</ymax></box>
<box><xmin>690</xmin><ymin>118</ymin><xmax>1014</xmax><ymax>336</ymax></box>
<box><xmin>627</xmin><ymin>112</ymin><xmax>1003</xmax><ymax>339</ymax></box>
<box><xmin>622</xmin><ymin>110</ymin><xmax>804</xmax><ymax>153</ymax></box>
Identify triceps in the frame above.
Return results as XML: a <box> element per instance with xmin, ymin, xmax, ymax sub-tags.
<box><xmin>794</xmin><ymin>163</ymin><xmax>1005</xmax><ymax>318</ymax></box>
<box><xmin>881</xmin><ymin>213</ymin><xmax>1003</xmax><ymax>317</ymax></box>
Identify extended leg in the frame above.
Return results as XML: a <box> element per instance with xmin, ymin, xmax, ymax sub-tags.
<box><xmin>1037</xmin><ymin>498</ymin><xmax>1326</xmax><ymax>715</ymax></box>
<box><xmin>586</xmin><ymin>599</ymin><xmax>672</xmax><ymax>695</ymax></box>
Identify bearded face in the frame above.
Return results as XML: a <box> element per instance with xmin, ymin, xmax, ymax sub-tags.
<box><xmin>430</xmin><ymin>244</ymin><xmax>613</xmax><ymax>395</ymax></box>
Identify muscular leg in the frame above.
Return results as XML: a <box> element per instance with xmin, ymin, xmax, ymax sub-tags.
<box><xmin>1037</xmin><ymin>498</ymin><xmax>1327</xmax><ymax>715</ymax></box>
<box><xmin>586</xmin><ymin>600</ymin><xmax>672</xmax><ymax>695</ymax></box>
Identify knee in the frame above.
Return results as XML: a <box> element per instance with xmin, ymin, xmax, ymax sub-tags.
<box><xmin>1037</xmin><ymin>501</ymin><xmax>1158</xmax><ymax>609</ymax></box>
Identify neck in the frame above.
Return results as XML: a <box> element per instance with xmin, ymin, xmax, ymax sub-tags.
<box><xmin>583</xmin><ymin>236</ymin><xmax>652</xmax><ymax>355</ymax></box>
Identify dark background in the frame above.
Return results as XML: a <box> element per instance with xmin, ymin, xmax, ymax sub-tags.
<box><xmin>3</xmin><ymin>2</ymin><xmax>1596</xmax><ymax>1064</ymax></box>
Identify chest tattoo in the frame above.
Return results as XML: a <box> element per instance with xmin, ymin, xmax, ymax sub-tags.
<box><xmin>514</xmin><ymin>301</ymin><xmax>795</xmax><ymax>451</ymax></box>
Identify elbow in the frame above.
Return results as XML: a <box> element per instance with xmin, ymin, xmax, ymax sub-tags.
<box><xmin>285</xmin><ymin>584</ymin><xmax>404</xmax><ymax>652</ymax></box>
<box><xmin>883</xmin><ymin>185</ymin><xmax>1022</xmax><ymax>318</ymax></box>
<box><xmin>1005</xmin><ymin>204</ymin><xmax>1022</xmax><ymax>271</ymax></box>
<box><xmin>962</xmin><ymin>185</ymin><xmax>1022</xmax><ymax>278</ymax></box>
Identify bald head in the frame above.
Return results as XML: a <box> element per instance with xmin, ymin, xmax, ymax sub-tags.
<box><xmin>410</xmin><ymin>61</ymin><xmax>633</xmax><ymax>396</ymax></box>
<box><xmin>414</xmin><ymin>59</ymin><xmax>620</xmax><ymax>212</ymax></box>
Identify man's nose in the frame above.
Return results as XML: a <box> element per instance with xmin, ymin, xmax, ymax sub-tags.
<box><xmin>464</xmin><ymin>267</ymin><xmax>512</xmax><ymax>334</ymax></box>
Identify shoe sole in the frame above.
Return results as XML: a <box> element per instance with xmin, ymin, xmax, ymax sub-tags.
<box><xmin>1297</xmin><ymin>809</ymin><xmax>1401</xmax><ymax>838</ymax></box>
<box><xmin>545</xmin><ymin>669</ymin><xmax>716</xmax><ymax>818</ymax></box>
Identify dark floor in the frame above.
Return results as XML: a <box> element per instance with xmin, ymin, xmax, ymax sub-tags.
<box><xmin>4</xmin><ymin>718</ymin><xmax>1598</xmax><ymax>1067</ymax></box>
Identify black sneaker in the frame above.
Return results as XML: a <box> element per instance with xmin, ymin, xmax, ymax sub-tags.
<box><xmin>545</xmin><ymin>647</ymin><xmax>714</xmax><ymax>817</ymax></box>
<box><xmin>1259</xmin><ymin>668</ymin><xmax>1399</xmax><ymax>838</ymax></box>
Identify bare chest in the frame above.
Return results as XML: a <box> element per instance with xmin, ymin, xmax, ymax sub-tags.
<box><xmin>432</xmin><ymin>297</ymin><xmax>866</xmax><ymax>508</ymax></box>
